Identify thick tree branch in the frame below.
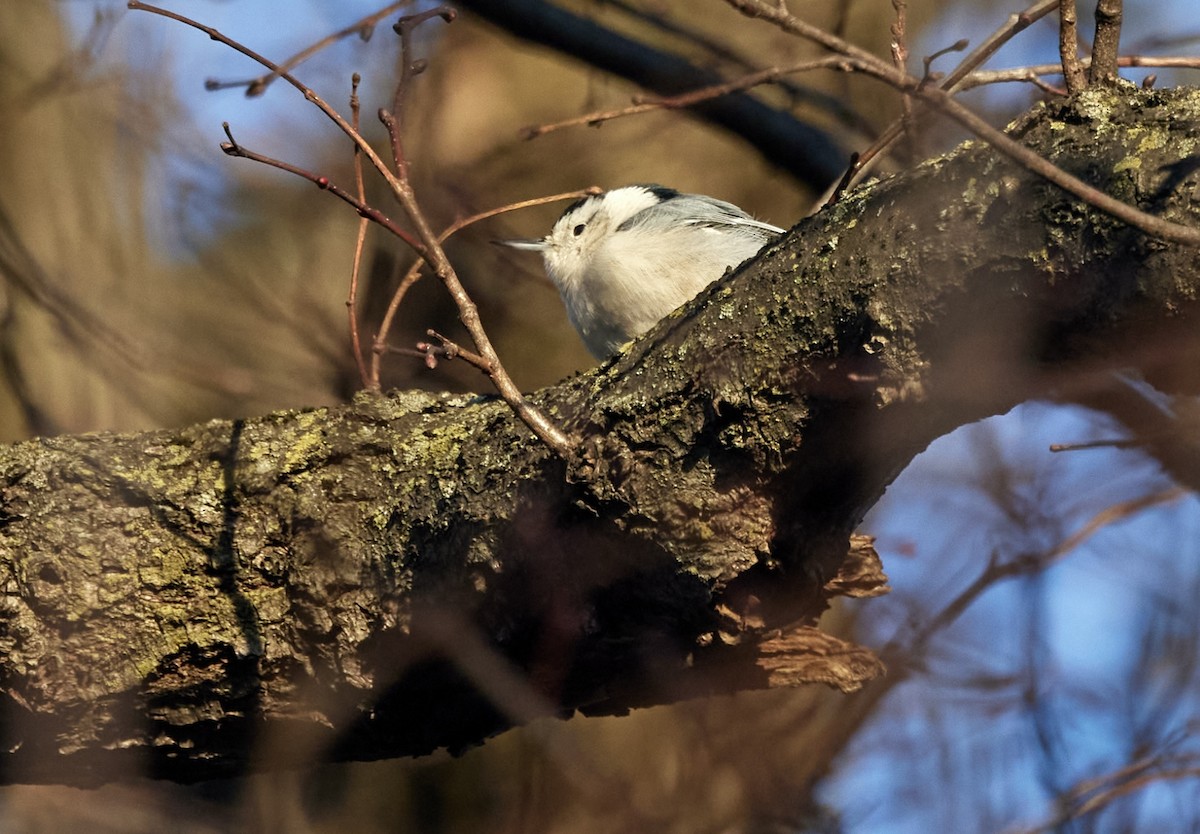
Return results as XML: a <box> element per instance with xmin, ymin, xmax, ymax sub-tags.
<box><xmin>0</xmin><ymin>87</ymin><xmax>1198</xmax><ymax>785</ymax></box>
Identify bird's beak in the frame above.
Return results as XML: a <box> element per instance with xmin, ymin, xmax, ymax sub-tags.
<box><xmin>493</xmin><ymin>238</ymin><xmax>547</xmax><ymax>251</ymax></box>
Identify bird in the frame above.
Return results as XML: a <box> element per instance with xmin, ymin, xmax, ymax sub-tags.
<box><xmin>498</xmin><ymin>184</ymin><xmax>784</xmax><ymax>359</ymax></box>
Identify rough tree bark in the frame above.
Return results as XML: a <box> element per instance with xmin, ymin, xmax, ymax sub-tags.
<box><xmin>0</xmin><ymin>86</ymin><xmax>1198</xmax><ymax>785</ymax></box>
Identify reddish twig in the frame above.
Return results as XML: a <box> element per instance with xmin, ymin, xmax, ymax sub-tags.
<box><xmin>347</xmin><ymin>73</ymin><xmax>371</xmax><ymax>389</ymax></box>
<box><xmin>371</xmin><ymin>189</ymin><xmax>599</xmax><ymax>388</ymax></box>
<box><xmin>130</xmin><ymin>0</ymin><xmax>574</xmax><ymax>457</ymax></box>
<box><xmin>520</xmin><ymin>57</ymin><xmax>849</xmax><ymax>139</ymax></box>
<box><xmin>218</xmin><ymin>123</ymin><xmax>422</xmax><ymax>251</ymax></box>
<box><xmin>411</xmin><ymin>330</ymin><xmax>491</xmax><ymax>372</ymax></box>
<box><xmin>599</xmin><ymin>0</ymin><xmax>873</xmax><ymax>135</ymax></box>
<box><xmin>824</xmin><ymin>0</ymin><xmax>1058</xmax><ymax>205</ymax></box>
<box><xmin>127</xmin><ymin>3</ymin><xmax>412</xmax><ymax>214</ymax></box>
<box><xmin>380</xmin><ymin>7</ymin><xmax>456</xmax><ymax>181</ymax></box>
<box><xmin>727</xmin><ymin>0</ymin><xmax>1200</xmax><ymax>245</ymax></box>
<box><xmin>369</xmin><ymin>10</ymin><xmax>573</xmax><ymax>454</ymax></box>
<box><xmin>204</xmin><ymin>1</ymin><xmax>414</xmax><ymax>97</ymax></box>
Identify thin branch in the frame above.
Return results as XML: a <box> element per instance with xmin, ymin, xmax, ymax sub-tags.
<box><xmin>940</xmin><ymin>0</ymin><xmax>1057</xmax><ymax>93</ymax></box>
<box><xmin>347</xmin><ymin>73</ymin><xmax>371</xmax><ymax>390</ymax></box>
<box><xmin>413</xmin><ymin>330</ymin><xmax>491</xmax><ymax>372</ymax></box>
<box><xmin>371</xmin><ymin>189</ymin><xmax>599</xmax><ymax>387</ymax></box>
<box><xmin>958</xmin><ymin>55</ymin><xmax>1200</xmax><ymax>90</ymax></box>
<box><xmin>375</xmin><ymin>10</ymin><xmax>573</xmax><ymax>455</ymax></box>
<box><xmin>1048</xmin><ymin>438</ymin><xmax>1140</xmax><ymax>452</ymax></box>
<box><xmin>824</xmin><ymin>0</ymin><xmax>1058</xmax><ymax>205</ymax></box>
<box><xmin>521</xmin><ymin>58</ymin><xmax>850</xmax><ymax>139</ymax></box>
<box><xmin>380</xmin><ymin>7</ymin><xmax>456</xmax><ymax>181</ymax></box>
<box><xmin>1058</xmin><ymin>0</ymin><xmax>1087</xmax><ymax>93</ymax></box>
<box><xmin>204</xmin><ymin>1</ymin><xmax>414</xmax><ymax>97</ymax></box>
<box><xmin>455</xmin><ymin>0</ymin><xmax>847</xmax><ymax>188</ymax></box>
<box><xmin>1089</xmin><ymin>0</ymin><xmax>1125</xmax><ymax>85</ymax></box>
<box><xmin>599</xmin><ymin>0</ymin><xmax>875</xmax><ymax>135</ymax></box>
<box><xmin>127</xmin><ymin>3</ymin><xmax>410</xmax><ymax>219</ymax></box>
<box><xmin>726</xmin><ymin>0</ymin><xmax>1200</xmax><ymax>246</ymax></box>
<box><xmin>890</xmin><ymin>0</ymin><xmax>914</xmax><ymax>139</ymax></box>
<box><xmin>1049</xmin><ymin>487</ymin><xmax>1186</xmax><ymax>562</ymax></box>
<box><xmin>218</xmin><ymin>124</ymin><xmax>422</xmax><ymax>251</ymax></box>
<box><xmin>921</xmin><ymin>77</ymin><xmax>1200</xmax><ymax>245</ymax></box>
<box><xmin>129</xmin><ymin>0</ymin><xmax>575</xmax><ymax>457</ymax></box>
<box><xmin>921</xmin><ymin>38</ymin><xmax>971</xmax><ymax>81</ymax></box>
<box><xmin>884</xmin><ymin>487</ymin><xmax>1185</xmax><ymax>663</ymax></box>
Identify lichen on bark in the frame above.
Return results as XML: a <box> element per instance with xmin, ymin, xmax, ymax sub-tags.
<box><xmin>0</xmin><ymin>86</ymin><xmax>1198</xmax><ymax>784</ymax></box>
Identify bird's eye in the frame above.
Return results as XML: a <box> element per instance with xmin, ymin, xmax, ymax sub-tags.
<box><xmin>573</xmin><ymin>224</ymin><xmax>586</xmax><ymax>236</ymax></box>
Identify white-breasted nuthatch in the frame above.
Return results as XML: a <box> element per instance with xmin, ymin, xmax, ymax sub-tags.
<box><xmin>499</xmin><ymin>184</ymin><xmax>784</xmax><ymax>359</ymax></box>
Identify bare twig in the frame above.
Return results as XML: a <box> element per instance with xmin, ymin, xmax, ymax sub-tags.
<box><xmin>958</xmin><ymin>55</ymin><xmax>1200</xmax><ymax>90</ymax></box>
<box><xmin>204</xmin><ymin>1</ymin><xmax>414</xmax><ymax>97</ymax></box>
<box><xmin>1048</xmin><ymin>487</ymin><xmax>1186</xmax><ymax>563</ymax></box>
<box><xmin>1089</xmin><ymin>0</ymin><xmax>1125</xmax><ymax>85</ymax></box>
<box><xmin>890</xmin><ymin>0</ymin><xmax>914</xmax><ymax>137</ymax></box>
<box><xmin>941</xmin><ymin>0</ymin><xmax>1058</xmax><ymax>92</ymax></box>
<box><xmin>727</xmin><ymin>0</ymin><xmax>1200</xmax><ymax>245</ymax></box>
<box><xmin>822</xmin><ymin>483</ymin><xmax>1191</xmax><ymax>798</ymax></box>
<box><xmin>218</xmin><ymin>124</ymin><xmax>422</xmax><ymax>251</ymax></box>
<box><xmin>521</xmin><ymin>58</ymin><xmax>849</xmax><ymax>138</ymax></box>
<box><xmin>127</xmin><ymin>3</ymin><xmax>407</xmax><ymax>207</ymax></box>
<box><xmin>130</xmin><ymin>0</ymin><xmax>575</xmax><ymax>457</ymax></box>
<box><xmin>885</xmin><ymin>487</ymin><xmax>1184</xmax><ymax>661</ymax></box>
<box><xmin>889</xmin><ymin>0</ymin><xmax>909</xmax><ymax>74</ymax></box>
<box><xmin>370</xmin><ymin>189</ymin><xmax>598</xmax><ymax>389</ymax></box>
<box><xmin>1058</xmin><ymin>0</ymin><xmax>1087</xmax><ymax>93</ymax></box>
<box><xmin>372</xmin><ymin>9</ymin><xmax>572</xmax><ymax>454</ymax></box>
<box><xmin>347</xmin><ymin>73</ymin><xmax>371</xmax><ymax>389</ymax></box>
<box><xmin>825</xmin><ymin>0</ymin><xmax>1058</xmax><ymax>205</ymax></box>
<box><xmin>923</xmin><ymin>80</ymin><xmax>1200</xmax><ymax>245</ymax></box>
<box><xmin>412</xmin><ymin>330</ymin><xmax>491</xmax><ymax>372</ymax></box>
<box><xmin>381</xmin><ymin>7</ymin><xmax>456</xmax><ymax>181</ymax></box>
<box><xmin>599</xmin><ymin>0</ymin><xmax>874</xmax><ymax>135</ymax></box>
<box><xmin>1048</xmin><ymin>438</ymin><xmax>1140</xmax><ymax>452</ymax></box>
<box><xmin>921</xmin><ymin>39</ymin><xmax>970</xmax><ymax>81</ymax></box>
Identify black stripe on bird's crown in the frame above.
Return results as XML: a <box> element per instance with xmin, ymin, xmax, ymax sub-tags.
<box><xmin>638</xmin><ymin>184</ymin><xmax>680</xmax><ymax>203</ymax></box>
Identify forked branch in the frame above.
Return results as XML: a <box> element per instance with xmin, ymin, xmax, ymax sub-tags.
<box><xmin>127</xmin><ymin>1</ymin><xmax>574</xmax><ymax>458</ymax></box>
<box><xmin>725</xmin><ymin>0</ymin><xmax>1200</xmax><ymax>246</ymax></box>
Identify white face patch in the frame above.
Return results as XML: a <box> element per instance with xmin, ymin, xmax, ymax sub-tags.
<box><xmin>500</xmin><ymin>185</ymin><xmax>782</xmax><ymax>359</ymax></box>
<box><xmin>539</xmin><ymin>187</ymin><xmax>673</xmax><ymax>289</ymax></box>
